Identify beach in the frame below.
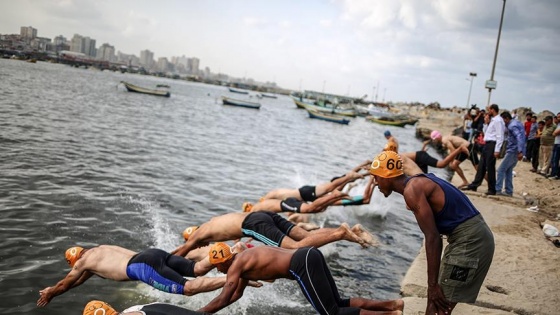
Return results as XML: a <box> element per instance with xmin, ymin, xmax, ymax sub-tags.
<box><xmin>399</xmin><ymin>109</ymin><xmax>560</xmax><ymax>315</ymax></box>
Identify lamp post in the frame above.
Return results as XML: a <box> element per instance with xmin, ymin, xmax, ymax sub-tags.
<box><xmin>485</xmin><ymin>0</ymin><xmax>507</xmax><ymax>107</ymax></box>
<box><xmin>466</xmin><ymin>72</ymin><xmax>477</xmax><ymax>108</ymax></box>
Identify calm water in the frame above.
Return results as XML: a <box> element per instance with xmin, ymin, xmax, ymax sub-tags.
<box><xmin>0</xmin><ymin>59</ymin><xmax>429</xmax><ymax>314</ymax></box>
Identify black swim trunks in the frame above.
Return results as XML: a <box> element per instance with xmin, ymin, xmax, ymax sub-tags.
<box><xmin>415</xmin><ymin>150</ymin><xmax>439</xmax><ymax>173</ymax></box>
<box><xmin>298</xmin><ymin>185</ymin><xmax>317</xmax><ymax>202</ymax></box>
<box><xmin>126</xmin><ymin>248</ymin><xmax>196</xmax><ymax>294</ymax></box>
<box><xmin>280</xmin><ymin>197</ymin><xmax>304</xmax><ymax>213</ymax></box>
<box><xmin>289</xmin><ymin>247</ymin><xmax>360</xmax><ymax>315</ymax></box>
<box><xmin>455</xmin><ymin>144</ymin><xmax>479</xmax><ymax>166</ymax></box>
<box><xmin>241</xmin><ymin>211</ymin><xmax>295</xmax><ymax>247</ymax></box>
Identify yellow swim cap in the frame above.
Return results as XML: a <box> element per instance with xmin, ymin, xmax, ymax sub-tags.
<box><xmin>83</xmin><ymin>300</ymin><xmax>118</xmax><ymax>315</ymax></box>
<box><xmin>182</xmin><ymin>226</ymin><xmax>199</xmax><ymax>241</ymax></box>
<box><xmin>209</xmin><ymin>242</ymin><xmax>234</xmax><ymax>265</ymax></box>
<box><xmin>65</xmin><ymin>246</ymin><xmax>84</xmax><ymax>267</ymax></box>
<box><xmin>370</xmin><ymin>151</ymin><xmax>404</xmax><ymax>178</ymax></box>
<box><xmin>384</xmin><ymin>141</ymin><xmax>398</xmax><ymax>152</ymax></box>
<box><xmin>242</xmin><ymin>202</ymin><xmax>253</xmax><ymax>212</ymax></box>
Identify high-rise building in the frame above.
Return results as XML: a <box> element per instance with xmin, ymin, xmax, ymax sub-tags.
<box><xmin>83</xmin><ymin>37</ymin><xmax>96</xmax><ymax>57</ymax></box>
<box><xmin>117</xmin><ymin>51</ymin><xmax>140</xmax><ymax>66</ymax></box>
<box><xmin>187</xmin><ymin>57</ymin><xmax>200</xmax><ymax>74</ymax></box>
<box><xmin>97</xmin><ymin>43</ymin><xmax>115</xmax><ymax>62</ymax></box>
<box><xmin>20</xmin><ymin>26</ymin><xmax>37</xmax><ymax>39</ymax></box>
<box><xmin>140</xmin><ymin>49</ymin><xmax>154</xmax><ymax>68</ymax></box>
<box><xmin>70</xmin><ymin>34</ymin><xmax>84</xmax><ymax>53</ymax></box>
<box><xmin>53</xmin><ymin>35</ymin><xmax>67</xmax><ymax>46</ymax></box>
<box><xmin>157</xmin><ymin>57</ymin><xmax>170</xmax><ymax>73</ymax></box>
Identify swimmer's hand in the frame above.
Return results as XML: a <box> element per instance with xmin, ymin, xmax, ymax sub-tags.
<box><xmin>37</xmin><ymin>287</ymin><xmax>53</xmax><ymax>307</ymax></box>
<box><xmin>248</xmin><ymin>280</ymin><xmax>263</xmax><ymax>288</ymax></box>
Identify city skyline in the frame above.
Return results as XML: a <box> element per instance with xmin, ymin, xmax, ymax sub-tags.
<box><xmin>1</xmin><ymin>0</ymin><xmax>559</xmax><ymax>112</ymax></box>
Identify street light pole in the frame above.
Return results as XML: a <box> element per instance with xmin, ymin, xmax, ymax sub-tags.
<box><xmin>485</xmin><ymin>0</ymin><xmax>507</xmax><ymax>107</ymax></box>
<box><xmin>466</xmin><ymin>72</ymin><xmax>477</xmax><ymax>108</ymax></box>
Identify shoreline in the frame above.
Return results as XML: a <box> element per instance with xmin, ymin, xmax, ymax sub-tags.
<box><xmin>398</xmin><ymin>114</ymin><xmax>560</xmax><ymax>315</ymax></box>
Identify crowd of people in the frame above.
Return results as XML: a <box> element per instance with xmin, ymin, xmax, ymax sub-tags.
<box><xmin>38</xmin><ymin>107</ymin><xmax>541</xmax><ymax>314</ymax></box>
<box><xmin>432</xmin><ymin>105</ymin><xmax>560</xmax><ymax>196</ymax></box>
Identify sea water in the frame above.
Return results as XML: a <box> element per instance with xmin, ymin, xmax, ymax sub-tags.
<box><xmin>0</xmin><ymin>59</ymin><xmax>438</xmax><ymax>314</ymax></box>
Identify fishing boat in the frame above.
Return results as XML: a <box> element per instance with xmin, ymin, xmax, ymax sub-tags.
<box><xmin>306</xmin><ymin>109</ymin><xmax>350</xmax><ymax>125</ymax></box>
<box><xmin>221</xmin><ymin>96</ymin><xmax>261</xmax><ymax>109</ymax></box>
<box><xmin>366</xmin><ymin>115</ymin><xmax>417</xmax><ymax>127</ymax></box>
<box><xmin>228</xmin><ymin>87</ymin><xmax>250</xmax><ymax>94</ymax></box>
<box><xmin>259</xmin><ymin>93</ymin><xmax>277</xmax><ymax>99</ymax></box>
<box><xmin>294</xmin><ymin>98</ymin><xmax>357</xmax><ymax>117</ymax></box>
<box><xmin>120</xmin><ymin>81</ymin><xmax>170</xmax><ymax>97</ymax></box>
<box><xmin>156</xmin><ymin>84</ymin><xmax>170</xmax><ymax>88</ymax></box>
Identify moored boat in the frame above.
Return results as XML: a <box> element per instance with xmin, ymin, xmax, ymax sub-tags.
<box><xmin>259</xmin><ymin>93</ymin><xmax>277</xmax><ymax>99</ymax></box>
<box><xmin>120</xmin><ymin>81</ymin><xmax>170</xmax><ymax>97</ymax></box>
<box><xmin>294</xmin><ymin>98</ymin><xmax>357</xmax><ymax>117</ymax></box>
<box><xmin>228</xmin><ymin>87</ymin><xmax>250</xmax><ymax>94</ymax></box>
<box><xmin>221</xmin><ymin>96</ymin><xmax>261</xmax><ymax>109</ymax></box>
<box><xmin>365</xmin><ymin>115</ymin><xmax>417</xmax><ymax>127</ymax></box>
<box><xmin>306</xmin><ymin>109</ymin><xmax>350</xmax><ymax>125</ymax></box>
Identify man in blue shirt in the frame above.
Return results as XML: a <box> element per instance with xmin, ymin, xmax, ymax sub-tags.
<box><xmin>496</xmin><ymin>111</ymin><xmax>526</xmax><ymax>196</ymax></box>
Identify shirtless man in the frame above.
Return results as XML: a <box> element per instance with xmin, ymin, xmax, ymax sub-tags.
<box><xmin>430</xmin><ymin>130</ymin><xmax>479</xmax><ymax>187</ymax></box>
<box><xmin>83</xmin><ymin>300</ymin><xmax>203</xmax><ymax>315</ymax></box>
<box><xmin>198</xmin><ymin>242</ymin><xmax>404</xmax><ymax>314</ymax></box>
<box><xmin>384</xmin><ymin>130</ymin><xmax>399</xmax><ymax>152</ymax></box>
<box><xmin>242</xmin><ymin>189</ymin><xmax>350</xmax><ymax>214</ymax></box>
<box><xmin>172</xmin><ymin>211</ymin><xmax>375</xmax><ymax>257</ymax></box>
<box><xmin>37</xmin><ymin>245</ymin><xmax>228</xmax><ymax>307</ymax></box>
<box><xmin>261</xmin><ymin>167</ymin><xmax>368</xmax><ymax>202</ymax></box>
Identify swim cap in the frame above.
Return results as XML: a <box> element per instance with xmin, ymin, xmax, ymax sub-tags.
<box><xmin>369</xmin><ymin>151</ymin><xmax>404</xmax><ymax>178</ymax></box>
<box><xmin>209</xmin><ymin>242</ymin><xmax>234</xmax><ymax>265</ymax></box>
<box><xmin>83</xmin><ymin>300</ymin><xmax>118</xmax><ymax>315</ymax></box>
<box><xmin>242</xmin><ymin>202</ymin><xmax>253</xmax><ymax>212</ymax></box>
<box><xmin>384</xmin><ymin>130</ymin><xmax>391</xmax><ymax>137</ymax></box>
<box><xmin>430</xmin><ymin>130</ymin><xmax>442</xmax><ymax>140</ymax></box>
<box><xmin>65</xmin><ymin>246</ymin><xmax>84</xmax><ymax>267</ymax></box>
<box><xmin>384</xmin><ymin>141</ymin><xmax>398</xmax><ymax>152</ymax></box>
<box><xmin>182</xmin><ymin>226</ymin><xmax>199</xmax><ymax>241</ymax></box>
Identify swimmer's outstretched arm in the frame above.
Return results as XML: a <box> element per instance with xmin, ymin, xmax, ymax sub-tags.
<box><xmin>37</xmin><ymin>267</ymin><xmax>92</xmax><ymax>307</ymax></box>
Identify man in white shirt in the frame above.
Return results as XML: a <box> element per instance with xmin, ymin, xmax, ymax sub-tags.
<box><xmin>462</xmin><ymin>104</ymin><xmax>505</xmax><ymax>195</ymax></box>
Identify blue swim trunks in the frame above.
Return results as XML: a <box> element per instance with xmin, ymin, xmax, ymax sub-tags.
<box><xmin>126</xmin><ymin>248</ymin><xmax>196</xmax><ymax>294</ymax></box>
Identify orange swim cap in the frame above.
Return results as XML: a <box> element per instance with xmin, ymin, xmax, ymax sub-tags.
<box><xmin>242</xmin><ymin>202</ymin><xmax>253</xmax><ymax>212</ymax></box>
<box><xmin>182</xmin><ymin>226</ymin><xmax>199</xmax><ymax>241</ymax></box>
<box><xmin>384</xmin><ymin>141</ymin><xmax>398</xmax><ymax>152</ymax></box>
<box><xmin>65</xmin><ymin>246</ymin><xmax>84</xmax><ymax>267</ymax></box>
<box><xmin>369</xmin><ymin>151</ymin><xmax>404</xmax><ymax>178</ymax></box>
<box><xmin>209</xmin><ymin>242</ymin><xmax>234</xmax><ymax>265</ymax></box>
<box><xmin>83</xmin><ymin>300</ymin><xmax>118</xmax><ymax>315</ymax></box>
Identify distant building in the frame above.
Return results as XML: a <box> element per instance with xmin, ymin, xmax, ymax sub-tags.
<box><xmin>53</xmin><ymin>35</ymin><xmax>67</xmax><ymax>46</ymax></box>
<box><xmin>30</xmin><ymin>36</ymin><xmax>51</xmax><ymax>51</ymax></box>
<box><xmin>140</xmin><ymin>49</ymin><xmax>154</xmax><ymax>69</ymax></box>
<box><xmin>157</xmin><ymin>57</ymin><xmax>170</xmax><ymax>73</ymax></box>
<box><xmin>187</xmin><ymin>57</ymin><xmax>200</xmax><ymax>74</ymax></box>
<box><xmin>117</xmin><ymin>51</ymin><xmax>140</xmax><ymax>66</ymax></box>
<box><xmin>97</xmin><ymin>43</ymin><xmax>115</xmax><ymax>62</ymax></box>
<box><xmin>70</xmin><ymin>34</ymin><xmax>97</xmax><ymax>57</ymax></box>
<box><xmin>20</xmin><ymin>26</ymin><xmax>37</xmax><ymax>39</ymax></box>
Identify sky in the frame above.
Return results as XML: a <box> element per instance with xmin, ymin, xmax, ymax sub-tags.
<box><xmin>1</xmin><ymin>0</ymin><xmax>559</xmax><ymax>113</ymax></box>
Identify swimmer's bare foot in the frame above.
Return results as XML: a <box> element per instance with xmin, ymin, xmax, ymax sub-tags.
<box><xmin>340</xmin><ymin>223</ymin><xmax>367</xmax><ymax>248</ymax></box>
<box><xmin>348</xmin><ymin>171</ymin><xmax>364</xmax><ymax>180</ymax></box>
<box><xmin>351</xmin><ymin>224</ymin><xmax>380</xmax><ymax>247</ymax></box>
<box><xmin>247</xmin><ymin>280</ymin><xmax>263</xmax><ymax>288</ymax></box>
<box><xmin>297</xmin><ymin>222</ymin><xmax>320</xmax><ymax>231</ymax></box>
<box><xmin>457</xmin><ymin>183</ymin><xmax>469</xmax><ymax>189</ymax></box>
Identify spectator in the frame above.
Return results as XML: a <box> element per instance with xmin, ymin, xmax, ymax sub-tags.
<box><xmin>523</xmin><ymin>112</ymin><xmax>533</xmax><ymax>161</ymax></box>
<box><xmin>526</xmin><ymin>115</ymin><xmax>539</xmax><ymax>166</ymax></box>
<box><xmin>462</xmin><ymin>113</ymin><xmax>473</xmax><ymax>141</ymax></box>
<box><xmin>538</xmin><ymin>116</ymin><xmax>555</xmax><ymax>175</ymax></box>
<box><xmin>548</xmin><ymin>113</ymin><xmax>560</xmax><ymax>179</ymax></box>
<box><xmin>496</xmin><ymin>111</ymin><xmax>526</xmax><ymax>196</ymax></box>
<box><xmin>462</xmin><ymin>104</ymin><xmax>505</xmax><ymax>195</ymax></box>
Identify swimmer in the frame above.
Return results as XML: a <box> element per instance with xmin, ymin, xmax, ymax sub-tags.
<box><xmin>36</xmin><ymin>245</ymin><xmax>254</xmax><ymax>307</ymax></box>
<box><xmin>242</xmin><ymin>189</ymin><xmax>350</xmax><ymax>214</ymax></box>
<box><xmin>172</xmin><ymin>211</ymin><xmax>375</xmax><ymax>257</ymax></box>
<box><xmin>430</xmin><ymin>130</ymin><xmax>479</xmax><ymax>188</ymax></box>
<box><xmin>384</xmin><ymin>130</ymin><xmax>399</xmax><ymax>151</ymax></box>
<box><xmin>198</xmin><ymin>242</ymin><xmax>404</xmax><ymax>314</ymax></box>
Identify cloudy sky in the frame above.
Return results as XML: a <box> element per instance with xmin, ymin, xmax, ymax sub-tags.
<box><xmin>1</xmin><ymin>0</ymin><xmax>558</xmax><ymax>113</ymax></box>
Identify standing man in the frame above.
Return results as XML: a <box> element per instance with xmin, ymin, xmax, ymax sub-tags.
<box><xmin>369</xmin><ymin>150</ymin><xmax>494</xmax><ymax>315</ymax></box>
<box><xmin>462</xmin><ymin>104</ymin><xmax>505</xmax><ymax>195</ymax></box>
<box><xmin>526</xmin><ymin>115</ymin><xmax>539</xmax><ymax>169</ymax></box>
<box><xmin>538</xmin><ymin>116</ymin><xmax>555</xmax><ymax>176</ymax></box>
<box><xmin>549</xmin><ymin>113</ymin><xmax>560</xmax><ymax>179</ymax></box>
<box><xmin>523</xmin><ymin>112</ymin><xmax>533</xmax><ymax>161</ymax></box>
<box><xmin>495</xmin><ymin>111</ymin><xmax>526</xmax><ymax>196</ymax></box>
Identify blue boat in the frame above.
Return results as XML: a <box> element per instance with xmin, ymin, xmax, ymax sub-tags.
<box><xmin>221</xmin><ymin>96</ymin><xmax>261</xmax><ymax>109</ymax></box>
<box><xmin>306</xmin><ymin>109</ymin><xmax>350</xmax><ymax>125</ymax></box>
